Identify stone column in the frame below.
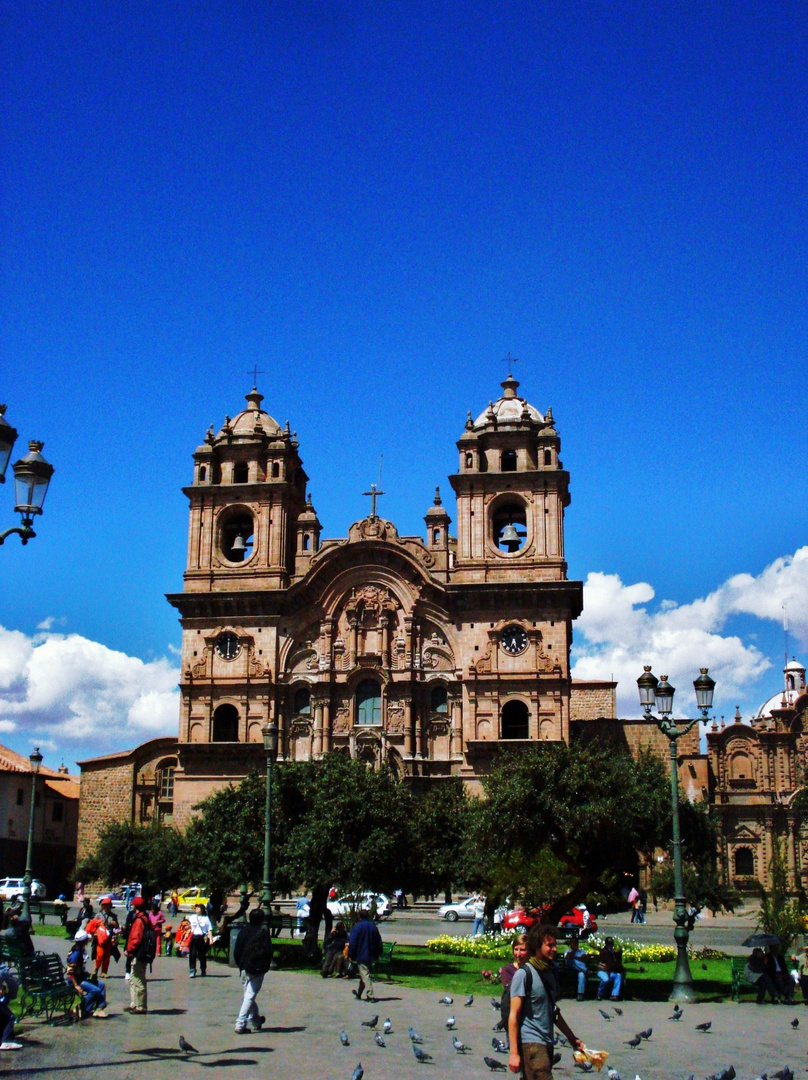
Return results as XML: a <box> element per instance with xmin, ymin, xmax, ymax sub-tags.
<box><xmin>450</xmin><ymin>696</ymin><xmax>462</xmax><ymax>757</ymax></box>
<box><xmin>313</xmin><ymin>699</ymin><xmax>324</xmax><ymax>757</ymax></box>
<box><xmin>404</xmin><ymin>697</ymin><xmax>414</xmax><ymax>757</ymax></box>
<box><xmin>322</xmin><ymin>696</ymin><xmax>332</xmax><ymax>753</ymax></box>
<box><xmin>349</xmin><ymin>620</ymin><xmax>359</xmax><ymax>667</ymax></box>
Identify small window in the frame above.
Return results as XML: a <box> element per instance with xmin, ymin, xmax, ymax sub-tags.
<box><xmin>159</xmin><ymin>765</ymin><xmax>175</xmax><ymax>800</ymax></box>
<box><xmin>356</xmin><ymin>680</ymin><xmax>382</xmax><ymax>725</ymax></box>
<box><xmin>272</xmin><ymin>462</ymin><xmax>280</xmax><ymax>478</ymax></box>
<box><xmin>544</xmin><ymin>449</ymin><xmax>552</xmax><ymax>466</ymax></box>
<box><xmin>212</xmin><ymin>704</ymin><xmax>240</xmax><ymax>742</ymax></box>
<box><xmin>465</xmin><ymin>452</ymin><xmax>473</xmax><ymax>469</ymax></box>
<box><xmin>501</xmin><ymin>450</ymin><xmax>517</xmax><ymax>472</ymax></box>
<box><xmin>16</xmin><ymin>788</ymin><xmax>23</xmax><ymax>806</ymax></box>
<box><xmin>199</xmin><ymin>466</ymin><xmax>207</xmax><ymax>481</ymax></box>
<box><xmin>303</xmin><ymin>534</ymin><xmax>310</xmax><ymax>551</ymax></box>
<box><xmin>52</xmin><ymin>801</ymin><xmax>64</xmax><ymax>823</ymax></box>
<box><xmin>294</xmin><ymin>687</ymin><xmax>311</xmax><ymax>715</ymax></box>
<box><xmin>433</xmin><ymin>529</ymin><xmax>440</xmax><ymax>544</ymax></box>
<box><xmin>233</xmin><ymin>462</ymin><xmax>248</xmax><ymax>483</ymax></box>
<box><xmin>734</xmin><ymin>847</ymin><xmax>754</xmax><ymax>876</ymax></box>
<box><xmin>430</xmin><ymin>686</ymin><xmax>448</xmax><ymax>714</ymax></box>
<box><xmin>502</xmin><ymin>700</ymin><xmax>529</xmax><ymax>739</ymax></box>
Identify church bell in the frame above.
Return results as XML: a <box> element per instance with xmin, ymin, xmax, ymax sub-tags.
<box><xmin>500</xmin><ymin>524</ymin><xmax>522</xmax><ymax>552</ymax></box>
<box><xmin>231</xmin><ymin>534</ymin><xmax>247</xmax><ymax>557</ymax></box>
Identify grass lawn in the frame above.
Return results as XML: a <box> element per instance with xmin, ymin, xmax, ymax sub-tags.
<box><xmin>265</xmin><ymin>940</ymin><xmax>738</xmax><ymax>1002</ymax></box>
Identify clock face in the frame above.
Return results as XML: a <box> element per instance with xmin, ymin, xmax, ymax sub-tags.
<box><xmin>501</xmin><ymin>625</ymin><xmax>528</xmax><ymax>655</ymax></box>
<box><xmin>216</xmin><ymin>632</ymin><xmax>241</xmax><ymax>661</ymax></box>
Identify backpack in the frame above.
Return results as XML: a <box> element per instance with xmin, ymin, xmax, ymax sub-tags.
<box><xmin>137</xmin><ymin>918</ymin><xmax>157</xmax><ymax>964</ymax></box>
<box><xmin>240</xmin><ymin>929</ymin><xmax>273</xmax><ymax>975</ymax></box>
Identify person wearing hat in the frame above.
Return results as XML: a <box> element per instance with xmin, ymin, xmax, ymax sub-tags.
<box><xmin>88</xmin><ymin>897</ymin><xmax>120</xmax><ymax>980</ymax></box>
<box><xmin>66</xmin><ymin>931</ymin><xmax>108</xmax><ymax>1019</ymax></box>
<box><xmin>124</xmin><ymin>897</ymin><xmax>150</xmax><ymax>1014</ymax></box>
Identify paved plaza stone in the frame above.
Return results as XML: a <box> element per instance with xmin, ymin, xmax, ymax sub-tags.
<box><xmin>5</xmin><ymin>941</ymin><xmax>807</xmax><ymax>1080</ymax></box>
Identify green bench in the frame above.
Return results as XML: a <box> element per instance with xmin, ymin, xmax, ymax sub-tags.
<box><xmin>730</xmin><ymin>956</ymin><xmax>758</xmax><ymax>1001</ymax></box>
<box><xmin>29</xmin><ymin>900</ymin><xmax>70</xmax><ymax>925</ymax></box>
<box><xmin>371</xmin><ymin>941</ymin><xmax>396</xmax><ymax>980</ymax></box>
<box><xmin>18</xmin><ymin>953</ymin><xmax>77</xmax><ymax>1023</ymax></box>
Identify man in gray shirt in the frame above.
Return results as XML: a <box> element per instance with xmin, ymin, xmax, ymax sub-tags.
<box><xmin>508</xmin><ymin>924</ymin><xmax>584</xmax><ymax>1079</ymax></box>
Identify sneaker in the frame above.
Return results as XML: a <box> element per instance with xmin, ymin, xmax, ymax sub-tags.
<box><xmin>93</xmin><ymin>1010</ymin><xmax>108</xmax><ymax>1019</ymax></box>
<box><xmin>189</xmin><ymin>971</ymin><xmax>197</xmax><ymax>978</ymax></box>
<box><xmin>0</xmin><ymin>1042</ymin><xmax>22</xmax><ymax>1050</ymax></box>
<box><xmin>124</xmin><ymin>973</ymin><xmax>131</xmax><ymax>981</ymax></box>
<box><xmin>235</xmin><ymin>1027</ymin><xmax>247</xmax><ymax>1035</ymax></box>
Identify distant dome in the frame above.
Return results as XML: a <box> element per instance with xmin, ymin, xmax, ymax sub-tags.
<box><xmin>755</xmin><ymin>658</ymin><xmax>806</xmax><ymax>718</ymax></box>
<box><xmin>473</xmin><ymin>374</ymin><xmax>545</xmax><ymax>429</ymax></box>
<box><xmin>218</xmin><ymin>388</ymin><xmax>282</xmax><ymax>438</ymax></box>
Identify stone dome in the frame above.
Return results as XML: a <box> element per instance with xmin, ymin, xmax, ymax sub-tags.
<box><xmin>473</xmin><ymin>374</ymin><xmax>545</xmax><ymax>429</ymax></box>
<box><xmin>217</xmin><ymin>388</ymin><xmax>282</xmax><ymax>439</ymax></box>
<box><xmin>755</xmin><ymin>658</ymin><xmax>806</xmax><ymax>718</ymax></box>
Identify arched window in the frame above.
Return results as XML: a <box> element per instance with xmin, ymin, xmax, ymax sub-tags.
<box><xmin>199</xmin><ymin>466</ymin><xmax>207</xmax><ymax>481</ymax></box>
<box><xmin>501</xmin><ymin>700</ymin><xmax>529</xmax><ymax>739</ymax></box>
<box><xmin>734</xmin><ymin>847</ymin><xmax>754</xmax><ymax>876</ymax></box>
<box><xmin>465</xmin><ymin>452</ymin><xmax>473</xmax><ymax>469</ymax></box>
<box><xmin>433</xmin><ymin>529</ymin><xmax>440</xmax><ymax>544</ymax></box>
<box><xmin>730</xmin><ymin>753</ymin><xmax>752</xmax><ymax>780</ymax></box>
<box><xmin>501</xmin><ymin>449</ymin><xmax>517</xmax><ymax>472</ymax></box>
<box><xmin>272</xmin><ymin>462</ymin><xmax>280</xmax><ymax>478</ymax></box>
<box><xmin>212</xmin><ymin>704</ymin><xmax>239</xmax><ymax>742</ymax></box>
<box><xmin>293</xmin><ymin>687</ymin><xmax>311</xmax><ymax>715</ymax></box>
<box><xmin>430</xmin><ymin>686</ymin><xmax>448</xmax><ymax>714</ymax></box>
<box><xmin>233</xmin><ymin>461</ymin><xmax>248</xmax><ymax>483</ymax></box>
<box><xmin>492</xmin><ymin>499</ymin><xmax>527</xmax><ymax>553</ymax></box>
<box><xmin>158</xmin><ymin>761</ymin><xmax>176</xmax><ymax>801</ymax></box>
<box><xmin>356</xmin><ymin>680</ymin><xmax>381</xmax><ymax>725</ymax></box>
<box><xmin>544</xmin><ymin>449</ymin><xmax>552</xmax><ymax>466</ymax></box>
<box><xmin>219</xmin><ymin>511</ymin><xmax>254</xmax><ymax>562</ymax></box>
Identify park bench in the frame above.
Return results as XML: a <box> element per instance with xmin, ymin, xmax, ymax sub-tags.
<box><xmin>371</xmin><ymin>941</ymin><xmax>396</xmax><ymax>981</ymax></box>
<box><xmin>268</xmin><ymin>913</ymin><xmax>308</xmax><ymax>938</ymax></box>
<box><xmin>0</xmin><ymin>937</ymin><xmax>27</xmax><ymax>970</ymax></box>
<box><xmin>19</xmin><ymin>952</ymin><xmax>77</xmax><ymax>1022</ymax></box>
<box><xmin>730</xmin><ymin>956</ymin><xmax>758</xmax><ymax>1001</ymax></box>
<box><xmin>558</xmin><ymin>949</ymin><xmax>625</xmax><ymax>1001</ymax></box>
<box><xmin>29</xmin><ymin>900</ymin><xmax>69</xmax><ymax>925</ymax></box>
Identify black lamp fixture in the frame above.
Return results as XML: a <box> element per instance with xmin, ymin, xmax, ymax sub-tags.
<box><xmin>0</xmin><ymin>405</ymin><xmax>54</xmax><ymax>547</ymax></box>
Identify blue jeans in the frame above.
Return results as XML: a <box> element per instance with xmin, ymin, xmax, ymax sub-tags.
<box><xmin>597</xmin><ymin>971</ymin><xmax>622</xmax><ymax>999</ymax></box>
<box><xmin>567</xmin><ymin>958</ymin><xmax>587</xmax><ymax>996</ymax></box>
<box><xmin>472</xmin><ymin>917</ymin><xmax>485</xmax><ymax>937</ymax></box>
<box><xmin>80</xmin><ymin>979</ymin><xmax>106</xmax><ymax>1015</ymax></box>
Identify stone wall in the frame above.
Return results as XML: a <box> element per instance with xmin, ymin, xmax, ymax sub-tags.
<box><xmin>76</xmin><ymin>758</ymin><xmax>135</xmax><ymax>867</ymax></box>
<box><xmin>570</xmin><ymin>681</ymin><xmax>617</xmax><ymax>720</ymax></box>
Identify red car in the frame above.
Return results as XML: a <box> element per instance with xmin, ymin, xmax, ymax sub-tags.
<box><xmin>502</xmin><ymin>904</ymin><xmax>597</xmax><ymax>938</ymax></box>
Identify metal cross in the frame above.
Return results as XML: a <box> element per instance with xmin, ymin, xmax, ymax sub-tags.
<box><xmin>248</xmin><ymin>366</ymin><xmax>265</xmax><ymax>387</ymax></box>
<box><xmin>363</xmin><ymin>483</ymin><xmax>385</xmax><ymax>519</ymax></box>
<box><xmin>501</xmin><ymin>352</ymin><xmax>519</xmax><ymax>373</ymax></box>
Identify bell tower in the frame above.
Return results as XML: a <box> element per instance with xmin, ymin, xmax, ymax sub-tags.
<box><xmin>449</xmin><ymin>372</ymin><xmax>569</xmax><ymax>583</ymax></box>
<box><xmin>183</xmin><ymin>387</ymin><xmax>308</xmax><ymax>591</ymax></box>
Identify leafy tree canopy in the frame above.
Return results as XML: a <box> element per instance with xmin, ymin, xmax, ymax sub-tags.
<box><xmin>76</xmin><ymin>820</ymin><xmax>185</xmax><ymax>898</ymax></box>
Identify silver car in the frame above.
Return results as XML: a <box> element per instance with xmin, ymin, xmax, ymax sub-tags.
<box><xmin>437</xmin><ymin>896</ymin><xmax>478</xmax><ymax>922</ymax></box>
<box><xmin>0</xmin><ymin>876</ymin><xmax>47</xmax><ymax>903</ymax></box>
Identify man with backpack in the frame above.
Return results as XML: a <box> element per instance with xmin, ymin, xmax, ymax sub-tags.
<box><xmin>124</xmin><ymin>896</ymin><xmax>155</xmax><ymax>1014</ymax></box>
<box><xmin>233</xmin><ymin>908</ymin><xmax>272</xmax><ymax>1033</ymax></box>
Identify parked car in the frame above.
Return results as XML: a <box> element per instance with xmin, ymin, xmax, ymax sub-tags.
<box><xmin>327</xmin><ymin>892</ymin><xmax>391</xmax><ymax>920</ymax></box>
<box><xmin>176</xmin><ymin>886</ymin><xmax>210</xmax><ymax>907</ymax></box>
<box><xmin>0</xmin><ymin>877</ymin><xmax>47</xmax><ymax>903</ymax></box>
<box><xmin>502</xmin><ymin>903</ymin><xmax>597</xmax><ymax>938</ymax></box>
<box><xmin>437</xmin><ymin>896</ymin><xmax>478</xmax><ymax>922</ymax></box>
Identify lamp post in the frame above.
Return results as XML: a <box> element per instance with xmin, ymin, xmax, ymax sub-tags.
<box><xmin>637</xmin><ymin>666</ymin><xmax>715</xmax><ymax>1003</ymax></box>
<box><xmin>22</xmin><ymin>747</ymin><xmax>43</xmax><ymax>924</ymax></box>
<box><xmin>0</xmin><ymin>406</ymin><xmax>54</xmax><ymax>547</ymax></box>
<box><xmin>261</xmin><ymin>722</ymin><xmax>279</xmax><ymax>924</ymax></box>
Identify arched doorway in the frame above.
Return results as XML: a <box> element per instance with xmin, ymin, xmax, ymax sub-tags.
<box><xmin>501</xmin><ymin>700</ymin><xmax>529</xmax><ymax>739</ymax></box>
<box><xmin>212</xmin><ymin>704</ymin><xmax>239</xmax><ymax>741</ymax></box>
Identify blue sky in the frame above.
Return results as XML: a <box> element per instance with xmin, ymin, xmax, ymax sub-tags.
<box><xmin>1</xmin><ymin>2</ymin><xmax>806</xmax><ymax>769</ymax></box>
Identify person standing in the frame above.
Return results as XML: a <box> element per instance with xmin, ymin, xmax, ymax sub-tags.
<box><xmin>348</xmin><ymin>909</ymin><xmax>382</xmax><ymax>1003</ymax></box>
<box><xmin>233</xmin><ymin>909</ymin><xmax>272</xmax><ymax>1033</ymax></box>
<box><xmin>91</xmin><ymin>897</ymin><xmax>120</xmax><ymax>979</ymax></box>
<box><xmin>627</xmin><ymin>885</ymin><xmax>639</xmax><ymax>923</ymax></box>
<box><xmin>508</xmin><ymin>924</ymin><xmax>584</xmax><ymax>1080</ymax></box>
<box><xmin>188</xmin><ymin>904</ymin><xmax>212</xmax><ymax>977</ymax></box>
<box><xmin>472</xmin><ymin>894</ymin><xmax>486</xmax><ymax>937</ymax></box>
<box><xmin>124</xmin><ymin>896</ymin><xmax>151</xmax><ymax>1014</ymax></box>
<box><xmin>792</xmin><ymin>944</ymin><xmax>808</xmax><ymax>1002</ymax></box>
<box><xmin>499</xmin><ymin>933</ymin><xmax>527</xmax><ymax>1038</ymax></box>
<box><xmin>149</xmin><ymin>901</ymin><xmax>166</xmax><ymax>959</ymax></box>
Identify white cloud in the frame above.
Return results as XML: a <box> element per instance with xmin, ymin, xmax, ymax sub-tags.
<box><xmin>0</xmin><ymin>624</ymin><xmax>179</xmax><ymax>752</ymax></box>
<box><xmin>571</xmin><ymin>546</ymin><xmax>808</xmax><ymax>716</ymax></box>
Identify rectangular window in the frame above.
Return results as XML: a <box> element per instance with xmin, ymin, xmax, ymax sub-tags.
<box><xmin>16</xmin><ymin>789</ymin><xmax>23</xmax><ymax>806</ymax></box>
<box><xmin>52</xmin><ymin>801</ymin><xmax>64</xmax><ymax>823</ymax></box>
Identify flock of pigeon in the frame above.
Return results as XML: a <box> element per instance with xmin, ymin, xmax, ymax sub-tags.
<box><xmin>337</xmin><ymin>994</ymin><xmax>803</xmax><ymax>1080</ymax></box>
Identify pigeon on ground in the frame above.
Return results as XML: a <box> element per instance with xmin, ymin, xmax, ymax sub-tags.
<box><xmin>408</xmin><ymin>1026</ymin><xmax>424</xmax><ymax>1043</ymax></box>
<box><xmin>624</xmin><ymin>1035</ymin><xmax>642</xmax><ymax>1048</ymax></box>
<box><xmin>492</xmin><ymin>1038</ymin><xmax>508</xmax><ymax>1054</ymax></box>
<box><xmin>638</xmin><ymin>1027</ymin><xmax>652</xmax><ymax>1040</ymax></box>
<box><xmin>492</xmin><ymin>1020</ymin><xmax>505</xmax><ymax>1032</ymax></box>
<box><xmin>491</xmin><ymin>997</ymin><xmax>501</xmax><ymax>1010</ymax></box>
<box><xmin>362</xmin><ymin>1015</ymin><xmax>379</xmax><ymax>1029</ymax></box>
<box><xmin>672</xmin><ymin>1003</ymin><xmax>681</xmax><ymax>1013</ymax></box>
<box><xmin>351</xmin><ymin>1064</ymin><xmax>363</xmax><ymax>1080</ymax></box>
<box><xmin>374</xmin><ymin>1033</ymin><xmax>386</xmax><ymax>1048</ymax></box>
<box><xmin>705</xmin><ymin>1067</ymin><xmax>735</xmax><ymax>1080</ymax></box>
<box><xmin>446</xmin><ymin>1015</ymin><xmax>456</xmax><ymax>1029</ymax></box>
<box><xmin>668</xmin><ymin>1012</ymin><xmax>682</xmax><ymax>1021</ymax></box>
<box><xmin>412</xmin><ymin>1044</ymin><xmax>433</xmax><ymax>1063</ymax></box>
<box><xmin>791</xmin><ymin>1017</ymin><xmax>799</xmax><ymax>1028</ymax></box>
<box><xmin>553</xmin><ymin>1052</ymin><xmax>562</xmax><ymax>1066</ymax></box>
<box><xmin>465</xmin><ymin>993</ymin><xmax>474</xmax><ymax>1007</ymax></box>
<box><xmin>179</xmin><ymin>1036</ymin><xmax>198</xmax><ymax>1053</ymax></box>
<box><xmin>340</xmin><ymin>1029</ymin><xmax>350</xmax><ymax>1046</ymax></box>
<box><xmin>452</xmin><ymin>1035</ymin><xmax>471</xmax><ymax>1053</ymax></box>
<box><xmin>439</xmin><ymin>995</ymin><xmax>454</xmax><ymax>1005</ymax></box>
<box><xmin>695</xmin><ymin>1021</ymin><xmax>712</xmax><ymax>1032</ymax></box>
<box><xmin>484</xmin><ymin>1055</ymin><xmax>508</xmax><ymax>1071</ymax></box>
<box><xmin>599</xmin><ymin>1008</ymin><xmax>612</xmax><ymax>1021</ymax></box>
<box><xmin>607</xmin><ymin>1069</ymin><xmax>621</xmax><ymax>1080</ymax></box>
<box><xmin>575</xmin><ymin>1060</ymin><xmax>594</xmax><ymax>1072</ymax></box>
<box><xmin>771</xmin><ymin>1070</ymin><xmax>793</xmax><ymax>1080</ymax></box>
<box><xmin>613</xmin><ymin>1007</ymin><xmax>623</xmax><ymax>1016</ymax></box>
<box><xmin>383</xmin><ymin>1018</ymin><xmax>392</xmax><ymax>1034</ymax></box>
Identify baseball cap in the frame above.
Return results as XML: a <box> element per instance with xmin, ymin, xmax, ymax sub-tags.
<box><xmin>132</xmin><ymin>896</ymin><xmax>145</xmax><ymax>908</ymax></box>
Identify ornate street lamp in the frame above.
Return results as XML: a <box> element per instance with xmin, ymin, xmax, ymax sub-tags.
<box><xmin>261</xmin><ymin>722</ymin><xmax>279</xmax><ymax>925</ymax></box>
<box><xmin>637</xmin><ymin>666</ymin><xmax>715</xmax><ymax>1003</ymax></box>
<box><xmin>22</xmin><ymin>747</ymin><xmax>43</xmax><ymax>923</ymax></box>
<box><xmin>0</xmin><ymin>405</ymin><xmax>54</xmax><ymax>547</ymax></box>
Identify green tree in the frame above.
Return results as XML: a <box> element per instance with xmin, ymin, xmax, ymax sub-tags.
<box><xmin>407</xmin><ymin>778</ymin><xmax>471</xmax><ymax>902</ymax></box>
<box><xmin>757</xmin><ymin>838</ymin><xmax>807</xmax><ymax>951</ymax></box>
<box><xmin>649</xmin><ymin>801</ymin><xmax>740</xmax><ymax>916</ymax></box>
<box><xmin>182</xmin><ymin>771</ymin><xmax>265</xmax><ymax>899</ymax></box>
<box><xmin>471</xmin><ymin>742</ymin><xmax>671</xmax><ymax>922</ymax></box>
<box><xmin>76</xmin><ymin>820</ymin><xmax>186</xmax><ymax>898</ymax></box>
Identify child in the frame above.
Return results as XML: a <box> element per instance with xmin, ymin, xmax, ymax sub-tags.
<box><xmin>66</xmin><ymin>931</ymin><xmax>108</xmax><ymax>1018</ymax></box>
